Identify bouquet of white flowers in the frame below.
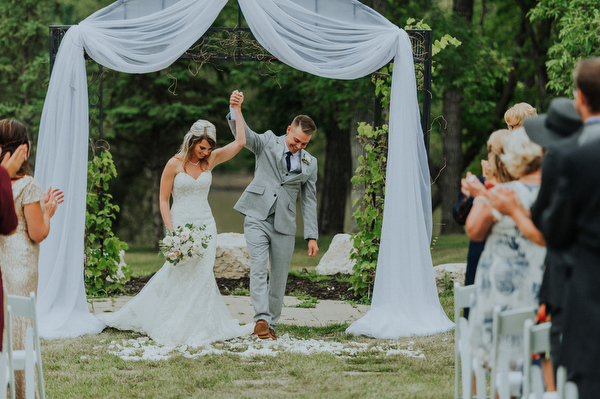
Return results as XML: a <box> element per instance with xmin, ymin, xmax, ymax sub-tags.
<box><xmin>159</xmin><ymin>223</ymin><xmax>212</xmax><ymax>266</ymax></box>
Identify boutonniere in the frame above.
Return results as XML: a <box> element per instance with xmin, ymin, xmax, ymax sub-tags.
<box><xmin>302</xmin><ymin>153</ymin><xmax>312</xmax><ymax>165</ymax></box>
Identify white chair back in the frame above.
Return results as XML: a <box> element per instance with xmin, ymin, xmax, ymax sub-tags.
<box><xmin>490</xmin><ymin>305</ymin><xmax>536</xmax><ymax>399</ymax></box>
<box><xmin>523</xmin><ymin>319</ymin><xmax>551</xmax><ymax>398</ymax></box>
<box><xmin>454</xmin><ymin>283</ymin><xmax>486</xmax><ymax>399</ymax></box>
<box><xmin>556</xmin><ymin>366</ymin><xmax>579</xmax><ymax>399</ymax></box>
<box><xmin>1</xmin><ymin>305</ymin><xmax>15</xmax><ymax>399</ymax></box>
<box><xmin>6</xmin><ymin>293</ymin><xmax>45</xmax><ymax>399</ymax></box>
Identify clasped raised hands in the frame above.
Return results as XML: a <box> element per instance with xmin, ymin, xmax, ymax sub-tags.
<box><xmin>230</xmin><ymin>90</ymin><xmax>244</xmax><ymax>110</ymax></box>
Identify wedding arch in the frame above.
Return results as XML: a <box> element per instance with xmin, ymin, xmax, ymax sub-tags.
<box><xmin>35</xmin><ymin>0</ymin><xmax>453</xmax><ymax>339</ymax></box>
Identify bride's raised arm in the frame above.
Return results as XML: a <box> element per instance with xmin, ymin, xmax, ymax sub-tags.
<box><xmin>209</xmin><ymin>90</ymin><xmax>246</xmax><ymax>168</ymax></box>
<box><xmin>159</xmin><ymin>157</ymin><xmax>180</xmax><ymax>231</ymax></box>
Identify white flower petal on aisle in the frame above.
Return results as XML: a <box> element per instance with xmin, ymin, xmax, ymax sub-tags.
<box><xmin>98</xmin><ymin>335</ymin><xmax>426</xmax><ymax>361</ymax></box>
<box><xmin>35</xmin><ymin>0</ymin><xmax>452</xmax><ymax>339</ymax></box>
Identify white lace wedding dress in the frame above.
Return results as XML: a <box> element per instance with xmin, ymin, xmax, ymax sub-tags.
<box><xmin>97</xmin><ymin>171</ymin><xmax>254</xmax><ymax>346</ymax></box>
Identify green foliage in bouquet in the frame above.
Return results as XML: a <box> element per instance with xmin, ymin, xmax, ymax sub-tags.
<box><xmin>159</xmin><ymin>223</ymin><xmax>212</xmax><ymax>266</ymax></box>
<box><xmin>85</xmin><ymin>148</ymin><xmax>130</xmax><ymax>296</ymax></box>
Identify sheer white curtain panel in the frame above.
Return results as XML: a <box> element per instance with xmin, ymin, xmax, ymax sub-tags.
<box><xmin>239</xmin><ymin>0</ymin><xmax>452</xmax><ymax>337</ymax></box>
<box><xmin>34</xmin><ymin>0</ymin><xmax>228</xmax><ymax>339</ymax></box>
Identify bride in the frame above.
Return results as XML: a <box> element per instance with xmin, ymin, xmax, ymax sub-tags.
<box><xmin>98</xmin><ymin>90</ymin><xmax>254</xmax><ymax>345</ymax></box>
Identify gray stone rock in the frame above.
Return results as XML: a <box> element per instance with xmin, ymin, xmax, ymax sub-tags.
<box><xmin>315</xmin><ymin>233</ymin><xmax>356</xmax><ymax>275</ymax></box>
<box><xmin>106</xmin><ymin>250</ymin><xmax>127</xmax><ymax>283</ymax></box>
<box><xmin>434</xmin><ymin>263</ymin><xmax>466</xmax><ymax>292</ymax></box>
<box><xmin>214</xmin><ymin>233</ymin><xmax>251</xmax><ymax>279</ymax></box>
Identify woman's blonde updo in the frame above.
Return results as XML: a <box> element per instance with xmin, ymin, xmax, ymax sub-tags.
<box><xmin>500</xmin><ymin>127</ymin><xmax>544</xmax><ymax>179</ymax></box>
<box><xmin>177</xmin><ymin>120</ymin><xmax>217</xmax><ymax>172</ymax></box>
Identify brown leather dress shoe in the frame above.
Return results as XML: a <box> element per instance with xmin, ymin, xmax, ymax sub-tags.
<box><xmin>254</xmin><ymin>319</ymin><xmax>270</xmax><ymax>339</ymax></box>
<box><xmin>269</xmin><ymin>328</ymin><xmax>277</xmax><ymax>341</ymax></box>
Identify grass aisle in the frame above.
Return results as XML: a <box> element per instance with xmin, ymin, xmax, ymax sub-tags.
<box><xmin>42</xmin><ymin>325</ymin><xmax>455</xmax><ymax>398</ymax></box>
<box><xmin>42</xmin><ymin>235</ymin><xmax>466</xmax><ymax>398</ymax></box>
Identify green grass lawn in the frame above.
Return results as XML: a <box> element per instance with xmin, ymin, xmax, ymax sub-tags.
<box><xmin>46</xmin><ymin>235</ymin><xmax>465</xmax><ymax>398</ymax></box>
<box><xmin>42</xmin><ymin>324</ymin><xmax>455</xmax><ymax>398</ymax></box>
<box><xmin>125</xmin><ymin>235</ymin><xmax>336</xmax><ymax>277</ymax></box>
<box><xmin>125</xmin><ymin>233</ymin><xmax>467</xmax><ymax>278</ymax></box>
<box><xmin>46</xmin><ymin>290</ymin><xmax>457</xmax><ymax>399</ymax></box>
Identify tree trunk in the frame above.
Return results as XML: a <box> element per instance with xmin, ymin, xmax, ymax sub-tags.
<box><xmin>437</xmin><ymin>0</ymin><xmax>474</xmax><ymax>235</ymax></box>
<box><xmin>453</xmin><ymin>0</ymin><xmax>474</xmax><ymax>21</ymax></box>
<box><xmin>319</xmin><ymin>121</ymin><xmax>352</xmax><ymax>235</ymax></box>
<box><xmin>440</xmin><ymin>90</ymin><xmax>465</xmax><ymax>234</ymax></box>
<box><xmin>368</xmin><ymin>0</ymin><xmax>387</xmax><ymax>15</ymax></box>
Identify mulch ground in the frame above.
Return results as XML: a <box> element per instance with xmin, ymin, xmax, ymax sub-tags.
<box><xmin>121</xmin><ymin>273</ymin><xmax>361</xmax><ymax>301</ymax></box>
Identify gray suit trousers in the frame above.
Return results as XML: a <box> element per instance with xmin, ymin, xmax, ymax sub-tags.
<box><xmin>244</xmin><ymin>215</ymin><xmax>295</xmax><ymax>329</ymax></box>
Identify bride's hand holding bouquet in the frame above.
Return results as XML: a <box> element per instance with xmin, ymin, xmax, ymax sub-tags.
<box><xmin>159</xmin><ymin>223</ymin><xmax>212</xmax><ymax>266</ymax></box>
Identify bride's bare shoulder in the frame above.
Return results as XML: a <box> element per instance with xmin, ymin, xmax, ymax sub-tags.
<box><xmin>164</xmin><ymin>156</ymin><xmax>184</xmax><ymax>174</ymax></box>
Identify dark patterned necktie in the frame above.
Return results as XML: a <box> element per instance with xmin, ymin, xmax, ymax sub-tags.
<box><xmin>285</xmin><ymin>151</ymin><xmax>292</xmax><ymax>171</ymax></box>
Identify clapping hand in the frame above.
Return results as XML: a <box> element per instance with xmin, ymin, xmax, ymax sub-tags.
<box><xmin>43</xmin><ymin>186</ymin><xmax>65</xmax><ymax>218</ymax></box>
<box><xmin>485</xmin><ymin>186</ymin><xmax>522</xmax><ymax>217</ymax></box>
<box><xmin>230</xmin><ymin>90</ymin><xmax>244</xmax><ymax>110</ymax></box>
<box><xmin>0</xmin><ymin>144</ymin><xmax>28</xmax><ymax>178</ymax></box>
<box><xmin>481</xmin><ymin>159</ymin><xmax>493</xmax><ymax>180</ymax></box>
<box><xmin>461</xmin><ymin>172</ymin><xmax>486</xmax><ymax>198</ymax></box>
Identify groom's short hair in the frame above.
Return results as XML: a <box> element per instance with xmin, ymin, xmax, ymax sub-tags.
<box><xmin>291</xmin><ymin>115</ymin><xmax>317</xmax><ymax>136</ymax></box>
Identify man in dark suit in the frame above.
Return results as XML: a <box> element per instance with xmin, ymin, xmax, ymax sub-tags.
<box><xmin>524</xmin><ymin>98</ymin><xmax>582</xmax><ymax>371</ymax></box>
<box><xmin>541</xmin><ymin>56</ymin><xmax>600</xmax><ymax>398</ymax></box>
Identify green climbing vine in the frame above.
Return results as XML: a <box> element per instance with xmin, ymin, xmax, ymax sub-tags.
<box><xmin>350</xmin><ymin>20</ymin><xmax>460</xmax><ymax>300</ymax></box>
<box><xmin>349</xmin><ymin>122</ymin><xmax>388</xmax><ymax>301</ymax></box>
<box><xmin>84</xmin><ymin>146</ymin><xmax>130</xmax><ymax>297</ymax></box>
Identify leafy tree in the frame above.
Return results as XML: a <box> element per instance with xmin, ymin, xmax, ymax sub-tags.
<box><xmin>388</xmin><ymin>1</ymin><xmax>554</xmax><ymax>234</ymax></box>
<box><xmin>103</xmin><ymin>65</ymin><xmax>231</xmax><ymax>248</ymax></box>
<box><xmin>530</xmin><ymin>0</ymin><xmax>600</xmax><ymax>95</ymax></box>
<box><xmin>0</xmin><ymin>0</ymin><xmax>60</xmax><ymax>146</ymax></box>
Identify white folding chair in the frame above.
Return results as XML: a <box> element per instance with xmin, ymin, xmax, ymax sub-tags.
<box><xmin>490</xmin><ymin>305</ymin><xmax>536</xmax><ymax>399</ymax></box>
<box><xmin>6</xmin><ymin>293</ymin><xmax>45</xmax><ymax>399</ymax></box>
<box><xmin>1</xmin><ymin>305</ymin><xmax>15</xmax><ymax>399</ymax></box>
<box><xmin>523</xmin><ymin>319</ymin><xmax>561</xmax><ymax>399</ymax></box>
<box><xmin>556</xmin><ymin>366</ymin><xmax>579</xmax><ymax>399</ymax></box>
<box><xmin>454</xmin><ymin>283</ymin><xmax>486</xmax><ymax>399</ymax></box>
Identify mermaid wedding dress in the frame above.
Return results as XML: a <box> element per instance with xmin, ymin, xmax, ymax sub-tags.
<box><xmin>98</xmin><ymin>171</ymin><xmax>254</xmax><ymax>346</ymax></box>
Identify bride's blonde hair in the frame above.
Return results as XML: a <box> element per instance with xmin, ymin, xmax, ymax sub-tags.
<box><xmin>177</xmin><ymin>120</ymin><xmax>217</xmax><ymax>172</ymax></box>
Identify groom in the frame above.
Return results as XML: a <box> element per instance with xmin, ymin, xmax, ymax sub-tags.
<box><xmin>227</xmin><ymin>91</ymin><xmax>319</xmax><ymax>340</ymax></box>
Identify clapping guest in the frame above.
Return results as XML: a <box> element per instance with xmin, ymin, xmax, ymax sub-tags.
<box><xmin>0</xmin><ymin>119</ymin><xmax>64</xmax><ymax>398</ymax></box>
<box><xmin>467</xmin><ymin>128</ymin><xmax>545</xmax><ymax>373</ymax></box>
<box><xmin>455</xmin><ymin>152</ymin><xmax>500</xmax><ymax>319</ymax></box>
<box><xmin>0</xmin><ymin>143</ymin><xmax>27</xmax><ymax>353</ymax></box>
<box><xmin>452</xmin><ymin>171</ymin><xmax>485</xmax><ymax>320</ymax></box>
<box><xmin>491</xmin><ymin>97</ymin><xmax>582</xmax><ymax>371</ymax></box>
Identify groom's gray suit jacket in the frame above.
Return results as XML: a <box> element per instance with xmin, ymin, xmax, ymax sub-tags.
<box><xmin>228</xmin><ymin>116</ymin><xmax>319</xmax><ymax>239</ymax></box>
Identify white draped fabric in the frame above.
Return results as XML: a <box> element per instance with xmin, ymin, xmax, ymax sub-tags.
<box><xmin>35</xmin><ymin>0</ymin><xmax>452</xmax><ymax>339</ymax></box>
<box><xmin>35</xmin><ymin>0</ymin><xmax>229</xmax><ymax>339</ymax></box>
